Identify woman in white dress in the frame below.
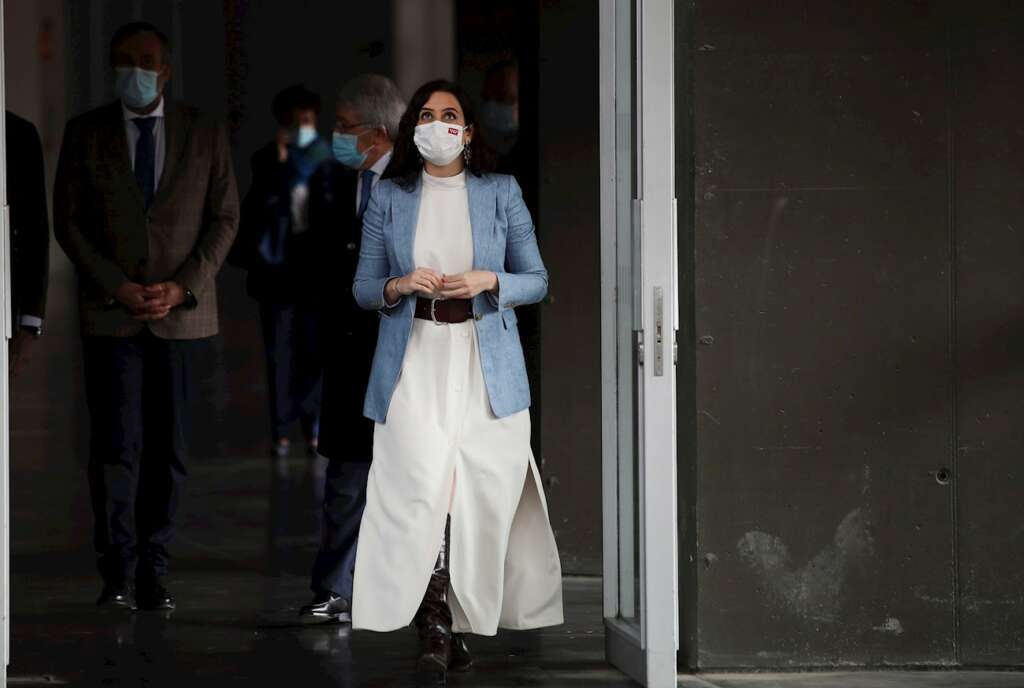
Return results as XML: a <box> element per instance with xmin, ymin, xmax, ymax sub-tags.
<box><xmin>351</xmin><ymin>80</ymin><xmax>563</xmax><ymax>673</ymax></box>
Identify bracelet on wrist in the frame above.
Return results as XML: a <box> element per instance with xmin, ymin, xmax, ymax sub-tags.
<box><xmin>386</xmin><ymin>278</ymin><xmax>402</xmax><ymax>301</ymax></box>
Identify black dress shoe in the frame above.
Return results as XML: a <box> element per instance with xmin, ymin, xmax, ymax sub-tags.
<box><xmin>449</xmin><ymin>633</ymin><xmax>473</xmax><ymax>672</ymax></box>
<box><xmin>97</xmin><ymin>582</ymin><xmax>135</xmax><ymax>610</ymax></box>
<box><xmin>136</xmin><ymin>579</ymin><xmax>176</xmax><ymax>611</ymax></box>
<box><xmin>299</xmin><ymin>592</ymin><xmax>351</xmax><ymax>624</ymax></box>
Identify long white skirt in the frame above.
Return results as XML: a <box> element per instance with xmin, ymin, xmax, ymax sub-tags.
<box><xmin>351</xmin><ymin>318</ymin><xmax>564</xmax><ymax>635</ymax></box>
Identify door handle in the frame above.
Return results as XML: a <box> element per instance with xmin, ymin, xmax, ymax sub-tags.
<box><xmin>653</xmin><ymin>286</ymin><xmax>664</xmax><ymax>376</ymax></box>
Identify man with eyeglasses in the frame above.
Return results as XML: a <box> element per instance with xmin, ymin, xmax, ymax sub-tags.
<box><xmin>298</xmin><ymin>74</ymin><xmax>404</xmax><ymax>624</ymax></box>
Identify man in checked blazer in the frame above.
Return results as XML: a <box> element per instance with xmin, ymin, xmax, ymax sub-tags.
<box><xmin>53</xmin><ymin>22</ymin><xmax>239</xmax><ymax>611</ymax></box>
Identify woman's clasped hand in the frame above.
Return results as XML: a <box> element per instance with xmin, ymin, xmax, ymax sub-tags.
<box><xmin>392</xmin><ymin>268</ymin><xmax>498</xmax><ymax>300</ymax></box>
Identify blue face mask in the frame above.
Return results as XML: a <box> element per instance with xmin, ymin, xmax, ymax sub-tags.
<box><xmin>114</xmin><ymin>67</ymin><xmax>161</xmax><ymax>110</ymax></box>
<box><xmin>480</xmin><ymin>100</ymin><xmax>518</xmax><ymax>136</ymax></box>
<box><xmin>332</xmin><ymin>131</ymin><xmax>373</xmax><ymax>169</ymax></box>
<box><xmin>292</xmin><ymin>125</ymin><xmax>318</xmax><ymax>149</ymax></box>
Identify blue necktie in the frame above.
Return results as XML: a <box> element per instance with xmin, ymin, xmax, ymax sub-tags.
<box><xmin>133</xmin><ymin>117</ymin><xmax>157</xmax><ymax>209</ymax></box>
<box><xmin>358</xmin><ymin>169</ymin><xmax>375</xmax><ymax>218</ymax></box>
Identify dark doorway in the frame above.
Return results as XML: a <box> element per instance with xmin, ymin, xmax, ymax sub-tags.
<box><xmin>4</xmin><ymin>0</ymin><xmax>605</xmax><ymax>683</ymax></box>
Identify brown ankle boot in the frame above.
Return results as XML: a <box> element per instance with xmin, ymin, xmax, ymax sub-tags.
<box><xmin>414</xmin><ymin>520</ymin><xmax>452</xmax><ymax>672</ymax></box>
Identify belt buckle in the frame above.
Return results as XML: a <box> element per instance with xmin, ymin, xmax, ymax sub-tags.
<box><xmin>430</xmin><ymin>298</ymin><xmax>444</xmax><ymax>326</ymax></box>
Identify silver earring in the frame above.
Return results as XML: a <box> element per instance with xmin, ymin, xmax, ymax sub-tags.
<box><xmin>463</xmin><ymin>146</ymin><xmax>472</xmax><ymax>164</ymax></box>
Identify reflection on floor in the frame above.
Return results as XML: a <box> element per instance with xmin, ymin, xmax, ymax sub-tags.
<box><xmin>7</xmin><ymin>266</ymin><xmax>634</xmax><ymax>687</ymax></box>
<box><xmin>12</xmin><ymin>269</ymin><xmax>1024</xmax><ymax>688</ymax></box>
<box><xmin>12</xmin><ymin>515</ymin><xmax>624</xmax><ymax>686</ymax></box>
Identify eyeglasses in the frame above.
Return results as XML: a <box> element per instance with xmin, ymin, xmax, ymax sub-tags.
<box><xmin>337</xmin><ymin>121</ymin><xmax>373</xmax><ymax>134</ymax></box>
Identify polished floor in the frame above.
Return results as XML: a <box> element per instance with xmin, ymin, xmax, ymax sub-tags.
<box><xmin>9</xmin><ymin>268</ymin><xmax>1024</xmax><ymax>687</ymax></box>
<box><xmin>6</xmin><ymin>265</ymin><xmax>634</xmax><ymax>687</ymax></box>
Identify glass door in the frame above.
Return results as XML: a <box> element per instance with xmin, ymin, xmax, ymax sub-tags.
<box><xmin>600</xmin><ymin>0</ymin><xmax>642</xmax><ymax>672</ymax></box>
<box><xmin>600</xmin><ymin>0</ymin><xmax>677</xmax><ymax>686</ymax></box>
<box><xmin>0</xmin><ymin>0</ymin><xmax>11</xmax><ymax>680</ymax></box>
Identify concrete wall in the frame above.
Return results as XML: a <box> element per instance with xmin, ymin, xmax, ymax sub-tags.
<box><xmin>5</xmin><ymin>0</ymin><xmax>65</xmax><ymax>261</ymax></box>
<box><xmin>690</xmin><ymin>0</ymin><xmax>1024</xmax><ymax>668</ymax></box>
<box><xmin>392</xmin><ymin>0</ymin><xmax>455</xmax><ymax>98</ymax></box>
<box><xmin>4</xmin><ymin>0</ymin><xmax>65</xmax><ymax>157</ymax></box>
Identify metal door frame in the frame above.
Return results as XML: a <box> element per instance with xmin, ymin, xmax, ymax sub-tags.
<box><xmin>1</xmin><ymin>0</ymin><xmax>12</xmax><ymax>681</ymax></box>
<box><xmin>600</xmin><ymin>0</ymin><xmax>678</xmax><ymax>685</ymax></box>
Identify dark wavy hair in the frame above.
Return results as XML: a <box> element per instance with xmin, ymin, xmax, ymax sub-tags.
<box><xmin>271</xmin><ymin>83</ymin><xmax>322</xmax><ymax>126</ymax></box>
<box><xmin>384</xmin><ymin>79</ymin><xmax>496</xmax><ymax>191</ymax></box>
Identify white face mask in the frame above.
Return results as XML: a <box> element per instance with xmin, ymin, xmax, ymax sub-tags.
<box><xmin>414</xmin><ymin>121</ymin><xmax>466</xmax><ymax>166</ymax></box>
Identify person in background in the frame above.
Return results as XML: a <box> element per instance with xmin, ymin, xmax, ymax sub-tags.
<box><xmin>351</xmin><ymin>79</ymin><xmax>564</xmax><ymax>675</ymax></box>
<box><xmin>478</xmin><ymin>60</ymin><xmax>519</xmax><ymax>160</ymax></box>
<box><xmin>296</xmin><ymin>74</ymin><xmax>405</xmax><ymax>626</ymax></box>
<box><xmin>53</xmin><ymin>22</ymin><xmax>239</xmax><ymax>611</ymax></box>
<box><xmin>235</xmin><ymin>84</ymin><xmax>331</xmax><ymax>459</ymax></box>
<box><xmin>6</xmin><ymin>111</ymin><xmax>50</xmax><ymax>373</ymax></box>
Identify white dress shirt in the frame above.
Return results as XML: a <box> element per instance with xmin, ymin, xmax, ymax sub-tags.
<box><xmin>355</xmin><ymin>150</ymin><xmax>393</xmax><ymax>214</ymax></box>
<box><xmin>123</xmin><ymin>98</ymin><xmax>167</xmax><ymax>191</ymax></box>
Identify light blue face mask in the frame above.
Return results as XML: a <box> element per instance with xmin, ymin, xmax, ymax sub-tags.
<box><xmin>332</xmin><ymin>131</ymin><xmax>373</xmax><ymax>169</ymax></box>
<box><xmin>293</xmin><ymin>125</ymin><xmax>318</xmax><ymax>149</ymax></box>
<box><xmin>114</xmin><ymin>67</ymin><xmax>161</xmax><ymax>110</ymax></box>
<box><xmin>480</xmin><ymin>100</ymin><xmax>518</xmax><ymax>136</ymax></box>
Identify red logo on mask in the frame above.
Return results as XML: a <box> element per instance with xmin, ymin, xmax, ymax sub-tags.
<box><xmin>448</xmin><ymin>127</ymin><xmax>459</xmax><ymax>136</ymax></box>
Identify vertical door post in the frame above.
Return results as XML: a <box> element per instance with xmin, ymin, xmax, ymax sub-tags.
<box><xmin>638</xmin><ymin>0</ymin><xmax>679</xmax><ymax>684</ymax></box>
<box><xmin>0</xmin><ymin>0</ymin><xmax>12</xmax><ymax>677</ymax></box>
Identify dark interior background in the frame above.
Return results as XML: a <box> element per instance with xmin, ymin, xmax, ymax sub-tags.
<box><xmin>686</xmin><ymin>0</ymin><xmax>1024</xmax><ymax>669</ymax></box>
<box><xmin>4</xmin><ymin>0</ymin><xmax>603</xmax><ymax>599</ymax></box>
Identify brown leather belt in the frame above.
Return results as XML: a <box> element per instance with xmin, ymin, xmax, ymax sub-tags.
<box><xmin>414</xmin><ymin>297</ymin><xmax>474</xmax><ymax>324</ymax></box>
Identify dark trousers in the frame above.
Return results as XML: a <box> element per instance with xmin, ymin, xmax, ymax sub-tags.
<box><xmin>83</xmin><ymin>333</ymin><xmax>196</xmax><ymax>584</ymax></box>
<box><xmin>258</xmin><ymin>302</ymin><xmax>323</xmax><ymax>443</ymax></box>
<box><xmin>310</xmin><ymin>460</ymin><xmax>370</xmax><ymax>599</ymax></box>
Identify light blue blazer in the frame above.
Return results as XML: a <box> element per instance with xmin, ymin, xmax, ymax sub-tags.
<box><xmin>353</xmin><ymin>172</ymin><xmax>548</xmax><ymax>423</ymax></box>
